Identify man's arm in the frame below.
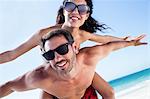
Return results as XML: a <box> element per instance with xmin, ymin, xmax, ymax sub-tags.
<box><xmin>0</xmin><ymin>66</ymin><xmax>45</xmax><ymax>98</ymax></box>
<box><xmin>83</xmin><ymin>35</ymin><xmax>147</xmax><ymax>66</ymax></box>
<box><xmin>0</xmin><ymin>75</ymin><xmax>31</xmax><ymax>98</ymax></box>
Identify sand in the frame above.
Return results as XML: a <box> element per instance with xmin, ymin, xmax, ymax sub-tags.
<box><xmin>116</xmin><ymin>80</ymin><xmax>150</xmax><ymax>99</ymax></box>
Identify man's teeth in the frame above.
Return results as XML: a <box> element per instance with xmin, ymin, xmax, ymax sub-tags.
<box><xmin>57</xmin><ymin>61</ymin><xmax>67</xmax><ymax>67</ymax></box>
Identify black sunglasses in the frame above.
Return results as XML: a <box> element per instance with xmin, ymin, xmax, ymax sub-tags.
<box><xmin>63</xmin><ymin>2</ymin><xmax>90</xmax><ymax>15</ymax></box>
<box><xmin>42</xmin><ymin>42</ymin><xmax>73</xmax><ymax>60</ymax></box>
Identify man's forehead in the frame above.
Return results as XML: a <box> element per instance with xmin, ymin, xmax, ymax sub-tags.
<box><xmin>45</xmin><ymin>36</ymin><xmax>68</xmax><ymax>51</ymax></box>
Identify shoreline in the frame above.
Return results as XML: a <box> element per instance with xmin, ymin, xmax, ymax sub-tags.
<box><xmin>116</xmin><ymin>80</ymin><xmax>150</xmax><ymax>99</ymax></box>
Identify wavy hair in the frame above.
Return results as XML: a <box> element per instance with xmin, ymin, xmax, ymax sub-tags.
<box><xmin>56</xmin><ymin>0</ymin><xmax>108</xmax><ymax>33</ymax></box>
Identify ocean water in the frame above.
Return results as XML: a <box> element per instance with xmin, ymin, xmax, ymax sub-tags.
<box><xmin>108</xmin><ymin>68</ymin><xmax>150</xmax><ymax>98</ymax></box>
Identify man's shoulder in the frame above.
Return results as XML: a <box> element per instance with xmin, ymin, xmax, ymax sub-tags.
<box><xmin>77</xmin><ymin>47</ymin><xmax>92</xmax><ymax>64</ymax></box>
<box><xmin>77</xmin><ymin>45</ymin><xmax>102</xmax><ymax>66</ymax></box>
<box><xmin>27</xmin><ymin>64</ymin><xmax>49</xmax><ymax>83</ymax></box>
<box><xmin>78</xmin><ymin>46</ymin><xmax>95</xmax><ymax>55</ymax></box>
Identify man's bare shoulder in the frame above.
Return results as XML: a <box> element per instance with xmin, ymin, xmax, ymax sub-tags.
<box><xmin>77</xmin><ymin>47</ymin><xmax>92</xmax><ymax>64</ymax></box>
<box><xmin>77</xmin><ymin>45</ymin><xmax>103</xmax><ymax>66</ymax></box>
<box><xmin>78</xmin><ymin>45</ymin><xmax>96</xmax><ymax>54</ymax></box>
<box><xmin>26</xmin><ymin>64</ymin><xmax>50</xmax><ymax>84</ymax></box>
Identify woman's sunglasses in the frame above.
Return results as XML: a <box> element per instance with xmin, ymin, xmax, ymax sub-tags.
<box><xmin>42</xmin><ymin>42</ymin><xmax>73</xmax><ymax>60</ymax></box>
<box><xmin>63</xmin><ymin>2</ymin><xmax>90</xmax><ymax>15</ymax></box>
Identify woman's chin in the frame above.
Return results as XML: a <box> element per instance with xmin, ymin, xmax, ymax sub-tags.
<box><xmin>70</xmin><ymin>24</ymin><xmax>80</xmax><ymax>28</ymax></box>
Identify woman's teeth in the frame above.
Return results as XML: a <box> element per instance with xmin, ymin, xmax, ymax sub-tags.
<box><xmin>71</xmin><ymin>16</ymin><xmax>79</xmax><ymax>21</ymax></box>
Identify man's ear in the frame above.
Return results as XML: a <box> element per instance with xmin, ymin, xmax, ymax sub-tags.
<box><xmin>72</xmin><ymin>42</ymin><xmax>79</xmax><ymax>54</ymax></box>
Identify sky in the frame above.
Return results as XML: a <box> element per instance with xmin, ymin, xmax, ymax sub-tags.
<box><xmin>0</xmin><ymin>0</ymin><xmax>149</xmax><ymax>99</ymax></box>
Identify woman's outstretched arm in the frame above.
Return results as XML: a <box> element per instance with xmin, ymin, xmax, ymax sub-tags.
<box><xmin>0</xmin><ymin>25</ymin><xmax>60</xmax><ymax>64</ymax></box>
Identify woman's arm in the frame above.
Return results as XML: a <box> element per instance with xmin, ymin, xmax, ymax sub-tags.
<box><xmin>83</xmin><ymin>31</ymin><xmax>129</xmax><ymax>44</ymax></box>
<box><xmin>0</xmin><ymin>30</ymin><xmax>41</xmax><ymax>64</ymax></box>
<box><xmin>0</xmin><ymin>25</ymin><xmax>60</xmax><ymax>64</ymax></box>
<box><xmin>92</xmin><ymin>72</ymin><xmax>115</xmax><ymax>99</ymax></box>
<box><xmin>89</xmin><ymin>34</ymin><xmax>129</xmax><ymax>43</ymax></box>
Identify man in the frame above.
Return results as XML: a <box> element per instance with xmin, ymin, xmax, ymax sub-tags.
<box><xmin>0</xmin><ymin>29</ymin><xmax>147</xmax><ymax>99</ymax></box>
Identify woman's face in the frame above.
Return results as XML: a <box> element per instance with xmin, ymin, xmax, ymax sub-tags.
<box><xmin>63</xmin><ymin>0</ymin><xmax>89</xmax><ymax>28</ymax></box>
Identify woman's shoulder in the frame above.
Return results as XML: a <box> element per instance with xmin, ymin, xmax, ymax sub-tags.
<box><xmin>79</xmin><ymin>30</ymin><xmax>93</xmax><ymax>36</ymax></box>
<box><xmin>79</xmin><ymin>30</ymin><xmax>93</xmax><ymax>40</ymax></box>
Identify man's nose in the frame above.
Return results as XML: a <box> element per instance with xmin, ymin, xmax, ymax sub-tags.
<box><xmin>54</xmin><ymin>52</ymin><xmax>64</xmax><ymax>61</ymax></box>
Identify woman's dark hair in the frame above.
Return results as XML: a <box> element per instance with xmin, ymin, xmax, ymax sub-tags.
<box><xmin>56</xmin><ymin>0</ymin><xmax>108</xmax><ymax>33</ymax></box>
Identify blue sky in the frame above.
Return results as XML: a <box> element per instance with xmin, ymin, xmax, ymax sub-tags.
<box><xmin>0</xmin><ymin>0</ymin><xmax>149</xmax><ymax>98</ymax></box>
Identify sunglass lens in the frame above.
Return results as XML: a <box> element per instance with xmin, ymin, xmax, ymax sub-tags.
<box><xmin>43</xmin><ymin>50</ymin><xmax>55</xmax><ymax>60</ymax></box>
<box><xmin>56</xmin><ymin>44</ymin><xmax>69</xmax><ymax>55</ymax></box>
<box><xmin>64</xmin><ymin>2</ymin><xmax>76</xmax><ymax>12</ymax></box>
<box><xmin>78</xmin><ymin>5</ymin><xmax>89</xmax><ymax>14</ymax></box>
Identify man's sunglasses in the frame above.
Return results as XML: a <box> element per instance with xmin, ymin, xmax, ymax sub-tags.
<box><xmin>63</xmin><ymin>2</ymin><xmax>90</xmax><ymax>15</ymax></box>
<box><xmin>42</xmin><ymin>42</ymin><xmax>73</xmax><ymax>60</ymax></box>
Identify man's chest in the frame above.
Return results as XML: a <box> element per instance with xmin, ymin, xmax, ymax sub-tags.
<box><xmin>44</xmin><ymin>69</ymin><xmax>95</xmax><ymax>98</ymax></box>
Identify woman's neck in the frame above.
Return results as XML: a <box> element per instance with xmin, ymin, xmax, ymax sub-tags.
<box><xmin>62</xmin><ymin>23</ymin><xmax>82</xmax><ymax>48</ymax></box>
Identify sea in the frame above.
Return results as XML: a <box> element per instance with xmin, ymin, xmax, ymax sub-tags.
<box><xmin>98</xmin><ymin>68</ymin><xmax>150</xmax><ymax>99</ymax></box>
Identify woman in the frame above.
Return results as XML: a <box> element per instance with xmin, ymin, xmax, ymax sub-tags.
<box><xmin>0</xmin><ymin>0</ymin><xmax>129</xmax><ymax>98</ymax></box>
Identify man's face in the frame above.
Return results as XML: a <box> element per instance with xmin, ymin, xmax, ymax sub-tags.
<box><xmin>44</xmin><ymin>36</ymin><xmax>77</xmax><ymax>74</ymax></box>
<box><xmin>63</xmin><ymin>0</ymin><xmax>89</xmax><ymax>28</ymax></box>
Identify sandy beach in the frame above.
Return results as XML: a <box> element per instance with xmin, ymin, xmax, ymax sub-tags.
<box><xmin>116</xmin><ymin>80</ymin><xmax>150</xmax><ymax>99</ymax></box>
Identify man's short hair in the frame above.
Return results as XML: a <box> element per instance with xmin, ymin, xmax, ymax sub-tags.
<box><xmin>40</xmin><ymin>29</ymin><xmax>74</xmax><ymax>52</ymax></box>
